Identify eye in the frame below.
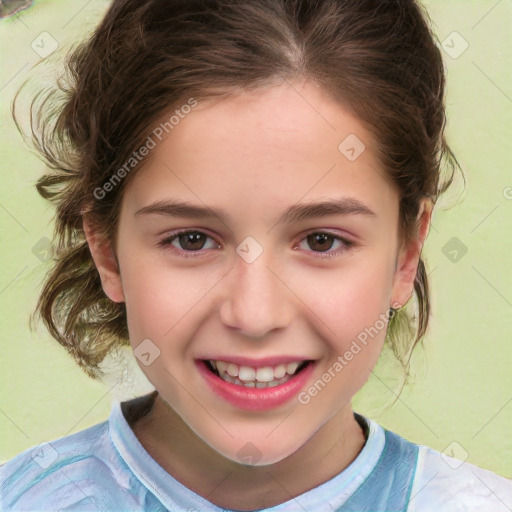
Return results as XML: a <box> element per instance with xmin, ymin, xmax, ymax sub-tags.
<box><xmin>296</xmin><ymin>231</ymin><xmax>355</xmax><ymax>257</ymax></box>
<box><xmin>158</xmin><ymin>229</ymin><xmax>355</xmax><ymax>259</ymax></box>
<box><xmin>158</xmin><ymin>230</ymin><xmax>220</xmax><ymax>257</ymax></box>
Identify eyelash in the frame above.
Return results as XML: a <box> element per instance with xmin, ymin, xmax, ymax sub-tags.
<box><xmin>157</xmin><ymin>230</ymin><xmax>356</xmax><ymax>259</ymax></box>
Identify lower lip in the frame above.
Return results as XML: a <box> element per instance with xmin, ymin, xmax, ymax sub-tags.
<box><xmin>196</xmin><ymin>360</ymin><xmax>315</xmax><ymax>411</ymax></box>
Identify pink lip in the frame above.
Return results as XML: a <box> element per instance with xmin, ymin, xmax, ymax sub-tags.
<box><xmin>196</xmin><ymin>359</ymin><xmax>315</xmax><ymax>411</ymax></box>
<box><xmin>199</xmin><ymin>355</ymin><xmax>311</xmax><ymax>367</ymax></box>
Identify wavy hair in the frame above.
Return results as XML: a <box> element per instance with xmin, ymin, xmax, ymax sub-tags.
<box><xmin>14</xmin><ymin>0</ymin><xmax>462</xmax><ymax>381</ymax></box>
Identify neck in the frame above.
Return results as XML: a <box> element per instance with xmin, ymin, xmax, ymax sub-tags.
<box><xmin>129</xmin><ymin>392</ymin><xmax>367</xmax><ymax>511</ymax></box>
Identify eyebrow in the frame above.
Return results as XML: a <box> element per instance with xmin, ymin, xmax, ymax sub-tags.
<box><xmin>135</xmin><ymin>197</ymin><xmax>376</xmax><ymax>224</ymax></box>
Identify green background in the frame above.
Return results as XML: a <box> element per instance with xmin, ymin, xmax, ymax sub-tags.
<box><xmin>1</xmin><ymin>0</ymin><xmax>511</xmax><ymax>480</ymax></box>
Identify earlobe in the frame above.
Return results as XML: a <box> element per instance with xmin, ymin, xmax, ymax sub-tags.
<box><xmin>83</xmin><ymin>217</ymin><xmax>125</xmax><ymax>303</ymax></box>
<box><xmin>390</xmin><ymin>199</ymin><xmax>433</xmax><ymax>308</ymax></box>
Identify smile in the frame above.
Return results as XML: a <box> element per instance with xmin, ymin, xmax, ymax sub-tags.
<box><xmin>197</xmin><ymin>358</ymin><xmax>316</xmax><ymax>411</ymax></box>
<box><xmin>205</xmin><ymin>359</ymin><xmax>309</xmax><ymax>388</ymax></box>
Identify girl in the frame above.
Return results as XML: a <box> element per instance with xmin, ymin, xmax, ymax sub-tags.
<box><xmin>1</xmin><ymin>0</ymin><xmax>511</xmax><ymax>510</ymax></box>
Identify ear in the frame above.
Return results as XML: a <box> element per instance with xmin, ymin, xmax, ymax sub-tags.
<box><xmin>390</xmin><ymin>199</ymin><xmax>433</xmax><ymax>308</ymax></box>
<box><xmin>83</xmin><ymin>216</ymin><xmax>125</xmax><ymax>303</ymax></box>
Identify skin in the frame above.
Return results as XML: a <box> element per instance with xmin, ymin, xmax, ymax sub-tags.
<box><xmin>85</xmin><ymin>79</ymin><xmax>432</xmax><ymax>510</ymax></box>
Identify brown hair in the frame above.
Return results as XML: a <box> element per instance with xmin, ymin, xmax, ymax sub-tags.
<box><xmin>15</xmin><ymin>0</ymin><xmax>461</xmax><ymax>380</ymax></box>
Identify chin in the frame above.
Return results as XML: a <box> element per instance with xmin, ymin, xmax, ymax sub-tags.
<box><xmin>201</xmin><ymin>428</ymin><xmax>309</xmax><ymax>468</ymax></box>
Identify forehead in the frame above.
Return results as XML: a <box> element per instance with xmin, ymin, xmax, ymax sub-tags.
<box><xmin>123</xmin><ymin>80</ymin><xmax>398</xmax><ymax>225</ymax></box>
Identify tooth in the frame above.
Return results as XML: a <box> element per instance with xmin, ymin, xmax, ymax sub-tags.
<box><xmin>286</xmin><ymin>362</ymin><xmax>299</xmax><ymax>374</ymax></box>
<box><xmin>213</xmin><ymin>360</ymin><xmax>305</xmax><ymax>387</ymax></box>
<box><xmin>216</xmin><ymin>361</ymin><xmax>228</xmax><ymax>373</ymax></box>
<box><xmin>227</xmin><ymin>363</ymin><xmax>239</xmax><ymax>377</ymax></box>
<box><xmin>256</xmin><ymin>366</ymin><xmax>274</xmax><ymax>382</ymax></box>
<box><xmin>238</xmin><ymin>366</ymin><xmax>256</xmax><ymax>381</ymax></box>
<box><xmin>274</xmin><ymin>364</ymin><xmax>286</xmax><ymax>379</ymax></box>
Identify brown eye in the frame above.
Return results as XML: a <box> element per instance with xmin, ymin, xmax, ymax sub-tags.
<box><xmin>176</xmin><ymin>232</ymin><xmax>207</xmax><ymax>251</ymax></box>
<box><xmin>297</xmin><ymin>232</ymin><xmax>355</xmax><ymax>257</ymax></box>
<box><xmin>306</xmin><ymin>233</ymin><xmax>335</xmax><ymax>252</ymax></box>
<box><xmin>159</xmin><ymin>230</ymin><xmax>220</xmax><ymax>258</ymax></box>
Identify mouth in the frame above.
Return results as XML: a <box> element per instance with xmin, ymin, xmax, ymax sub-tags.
<box><xmin>197</xmin><ymin>357</ymin><xmax>316</xmax><ymax>411</ymax></box>
<box><xmin>202</xmin><ymin>359</ymin><xmax>312</xmax><ymax>388</ymax></box>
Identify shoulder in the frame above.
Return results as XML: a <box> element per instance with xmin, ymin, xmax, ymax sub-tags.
<box><xmin>0</xmin><ymin>420</ymin><xmax>141</xmax><ymax>511</ymax></box>
<box><xmin>408</xmin><ymin>444</ymin><xmax>512</xmax><ymax>512</ymax></box>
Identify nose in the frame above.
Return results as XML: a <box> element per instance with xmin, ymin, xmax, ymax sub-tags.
<box><xmin>219</xmin><ymin>252</ymin><xmax>294</xmax><ymax>340</ymax></box>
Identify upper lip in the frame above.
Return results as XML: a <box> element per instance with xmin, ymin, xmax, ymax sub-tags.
<box><xmin>199</xmin><ymin>356</ymin><xmax>314</xmax><ymax>367</ymax></box>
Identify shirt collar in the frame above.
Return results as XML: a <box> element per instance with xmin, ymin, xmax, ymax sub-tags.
<box><xmin>108</xmin><ymin>392</ymin><xmax>386</xmax><ymax>511</ymax></box>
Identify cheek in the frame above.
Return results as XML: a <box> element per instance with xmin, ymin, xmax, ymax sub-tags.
<box><xmin>293</xmin><ymin>255</ymin><xmax>395</xmax><ymax>346</ymax></box>
<box><xmin>120</xmin><ymin>251</ymin><xmax>220</xmax><ymax>348</ymax></box>
<box><xmin>120</xmin><ymin>262</ymin><xmax>208</xmax><ymax>394</ymax></box>
<box><xmin>294</xmin><ymin>262</ymin><xmax>394</xmax><ymax>411</ymax></box>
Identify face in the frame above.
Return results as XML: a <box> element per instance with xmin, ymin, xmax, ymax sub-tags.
<box><xmin>89</xmin><ymin>80</ymin><xmax>427</xmax><ymax>465</ymax></box>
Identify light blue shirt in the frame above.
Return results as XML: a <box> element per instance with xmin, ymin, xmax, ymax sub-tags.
<box><xmin>1</xmin><ymin>392</ymin><xmax>511</xmax><ymax>511</ymax></box>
